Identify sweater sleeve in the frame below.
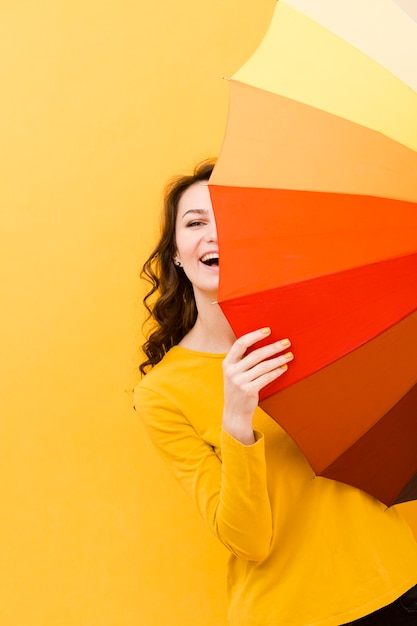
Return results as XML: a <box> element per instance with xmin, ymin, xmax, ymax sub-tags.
<box><xmin>135</xmin><ymin>384</ymin><xmax>273</xmax><ymax>561</ymax></box>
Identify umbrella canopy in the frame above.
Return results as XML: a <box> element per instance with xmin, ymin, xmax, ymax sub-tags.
<box><xmin>209</xmin><ymin>0</ymin><xmax>417</xmax><ymax>506</ymax></box>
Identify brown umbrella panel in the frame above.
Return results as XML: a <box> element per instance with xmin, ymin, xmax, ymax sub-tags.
<box><xmin>260</xmin><ymin>311</ymin><xmax>417</xmax><ymax>507</ymax></box>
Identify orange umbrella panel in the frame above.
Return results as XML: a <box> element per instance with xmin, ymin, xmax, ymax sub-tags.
<box><xmin>210</xmin><ymin>81</ymin><xmax>417</xmax><ymax>203</ymax></box>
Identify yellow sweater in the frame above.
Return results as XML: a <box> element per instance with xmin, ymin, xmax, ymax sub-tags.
<box><xmin>134</xmin><ymin>346</ymin><xmax>417</xmax><ymax>626</ymax></box>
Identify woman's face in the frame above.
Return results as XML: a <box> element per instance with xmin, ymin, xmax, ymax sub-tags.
<box><xmin>174</xmin><ymin>181</ymin><xmax>219</xmax><ymax>300</ymax></box>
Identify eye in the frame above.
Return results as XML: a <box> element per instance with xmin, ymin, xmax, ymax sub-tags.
<box><xmin>186</xmin><ymin>220</ymin><xmax>205</xmax><ymax>228</ymax></box>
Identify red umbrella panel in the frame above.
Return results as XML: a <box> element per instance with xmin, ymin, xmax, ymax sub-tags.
<box><xmin>209</xmin><ymin>0</ymin><xmax>417</xmax><ymax>506</ymax></box>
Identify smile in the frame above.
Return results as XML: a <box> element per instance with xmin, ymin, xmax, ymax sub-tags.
<box><xmin>200</xmin><ymin>252</ymin><xmax>219</xmax><ymax>267</ymax></box>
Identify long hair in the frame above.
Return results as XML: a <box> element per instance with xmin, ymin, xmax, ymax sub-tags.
<box><xmin>139</xmin><ymin>159</ymin><xmax>216</xmax><ymax>375</ymax></box>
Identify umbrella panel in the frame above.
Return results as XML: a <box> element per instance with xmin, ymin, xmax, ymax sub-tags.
<box><xmin>392</xmin><ymin>0</ymin><xmax>417</xmax><ymax>24</ymax></box>
<box><xmin>282</xmin><ymin>0</ymin><xmax>417</xmax><ymax>91</ymax></box>
<box><xmin>260</xmin><ymin>310</ymin><xmax>417</xmax><ymax>506</ymax></box>
<box><xmin>324</xmin><ymin>381</ymin><xmax>417</xmax><ymax>506</ymax></box>
<box><xmin>209</xmin><ymin>81</ymin><xmax>417</xmax><ymax>203</ymax></box>
<box><xmin>232</xmin><ymin>1</ymin><xmax>417</xmax><ymax>151</ymax></box>
<box><xmin>209</xmin><ymin>186</ymin><xmax>417</xmax><ymax>297</ymax></box>
<box><xmin>218</xmin><ymin>252</ymin><xmax>417</xmax><ymax>396</ymax></box>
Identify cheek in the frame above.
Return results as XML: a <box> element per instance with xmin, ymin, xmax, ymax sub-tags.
<box><xmin>175</xmin><ymin>232</ymin><xmax>194</xmax><ymax>260</ymax></box>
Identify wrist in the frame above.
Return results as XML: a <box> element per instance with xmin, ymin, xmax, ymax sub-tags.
<box><xmin>222</xmin><ymin>414</ymin><xmax>256</xmax><ymax>445</ymax></box>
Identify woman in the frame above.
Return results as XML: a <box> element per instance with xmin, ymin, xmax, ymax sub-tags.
<box><xmin>135</xmin><ymin>160</ymin><xmax>417</xmax><ymax>625</ymax></box>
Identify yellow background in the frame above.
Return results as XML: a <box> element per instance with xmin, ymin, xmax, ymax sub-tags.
<box><xmin>0</xmin><ymin>1</ymin><xmax>416</xmax><ymax>625</ymax></box>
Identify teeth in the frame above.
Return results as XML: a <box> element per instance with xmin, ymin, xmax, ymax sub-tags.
<box><xmin>201</xmin><ymin>253</ymin><xmax>219</xmax><ymax>265</ymax></box>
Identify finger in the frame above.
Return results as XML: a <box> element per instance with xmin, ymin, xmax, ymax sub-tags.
<box><xmin>228</xmin><ymin>327</ymin><xmax>272</xmax><ymax>361</ymax></box>
<box><xmin>246</xmin><ymin>352</ymin><xmax>293</xmax><ymax>383</ymax></box>
<box><xmin>226</xmin><ymin>352</ymin><xmax>293</xmax><ymax>399</ymax></box>
<box><xmin>226</xmin><ymin>327</ymin><xmax>290</xmax><ymax>362</ymax></box>
<box><xmin>232</xmin><ymin>352</ymin><xmax>292</xmax><ymax>388</ymax></box>
<box><xmin>236</xmin><ymin>341</ymin><xmax>293</xmax><ymax>373</ymax></box>
<box><xmin>241</xmin><ymin>361</ymin><xmax>290</xmax><ymax>395</ymax></box>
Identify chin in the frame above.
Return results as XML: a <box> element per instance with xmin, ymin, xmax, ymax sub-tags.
<box><xmin>195</xmin><ymin>285</ymin><xmax>219</xmax><ymax>302</ymax></box>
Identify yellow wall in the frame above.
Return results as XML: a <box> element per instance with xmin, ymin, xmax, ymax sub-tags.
<box><xmin>0</xmin><ymin>1</ymin><xmax>274</xmax><ymax>624</ymax></box>
<box><xmin>1</xmin><ymin>1</ymin><xmax>416</xmax><ymax>625</ymax></box>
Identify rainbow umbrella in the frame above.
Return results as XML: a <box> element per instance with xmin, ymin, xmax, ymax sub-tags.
<box><xmin>209</xmin><ymin>0</ymin><xmax>417</xmax><ymax>507</ymax></box>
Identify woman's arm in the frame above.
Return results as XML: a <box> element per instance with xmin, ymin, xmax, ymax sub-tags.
<box><xmin>135</xmin><ymin>385</ymin><xmax>272</xmax><ymax>560</ymax></box>
<box><xmin>135</xmin><ymin>329</ymin><xmax>293</xmax><ymax>561</ymax></box>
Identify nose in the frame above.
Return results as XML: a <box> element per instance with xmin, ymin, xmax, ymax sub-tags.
<box><xmin>205</xmin><ymin>219</ymin><xmax>218</xmax><ymax>242</ymax></box>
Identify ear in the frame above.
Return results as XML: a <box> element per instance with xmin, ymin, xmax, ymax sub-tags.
<box><xmin>173</xmin><ymin>256</ymin><xmax>182</xmax><ymax>267</ymax></box>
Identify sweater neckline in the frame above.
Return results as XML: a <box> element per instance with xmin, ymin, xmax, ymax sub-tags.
<box><xmin>171</xmin><ymin>345</ymin><xmax>227</xmax><ymax>359</ymax></box>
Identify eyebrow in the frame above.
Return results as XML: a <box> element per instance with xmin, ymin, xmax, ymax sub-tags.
<box><xmin>180</xmin><ymin>209</ymin><xmax>209</xmax><ymax>219</ymax></box>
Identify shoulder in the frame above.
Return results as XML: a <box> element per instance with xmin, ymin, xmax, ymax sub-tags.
<box><xmin>137</xmin><ymin>346</ymin><xmax>224</xmax><ymax>396</ymax></box>
<box><xmin>134</xmin><ymin>348</ymin><xmax>185</xmax><ymax>417</ymax></box>
<box><xmin>134</xmin><ymin>346</ymin><xmax>225</xmax><ymax>431</ymax></box>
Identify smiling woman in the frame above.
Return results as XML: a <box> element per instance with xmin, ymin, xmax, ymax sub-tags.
<box><xmin>135</xmin><ymin>161</ymin><xmax>417</xmax><ymax>626</ymax></box>
<box><xmin>173</xmin><ymin>184</ymin><xmax>220</xmax><ymax>304</ymax></box>
<box><xmin>140</xmin><ymin>160</ymin><xmax>218</xmax><ymax>372</ymax></box>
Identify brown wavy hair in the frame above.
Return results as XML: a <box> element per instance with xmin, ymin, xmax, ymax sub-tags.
<box><xmin>139</xmin><ymin>159</ymin><xmax>216</xmax><ymax>375</ymax></box>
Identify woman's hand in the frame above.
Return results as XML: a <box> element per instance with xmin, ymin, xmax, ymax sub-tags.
<box><xmin>222</xmin><ymin>328</ymin><xmax>293</xmax><ymax>445</ymax></box>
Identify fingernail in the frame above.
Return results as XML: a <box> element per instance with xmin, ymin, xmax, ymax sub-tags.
<box><xmin>281</xmin><ymin>338</ymin><xmax>291</xmax><ymax>347</ymax></box>
<box><xmin>261</xmin><ymin>327</ymin><xmax>271</xmax><ymax>334</ymax></box>
<box><xmin>279</xmin><ymin>364</ymin><xmax>288</xmax><ymax>371</ymax></box>
<box><xmin>283</xmin><ymin>351</ymin><xmax>294</xmax><ymax>361</ymax></box>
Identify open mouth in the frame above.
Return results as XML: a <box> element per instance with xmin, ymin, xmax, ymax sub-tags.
<box><xmin>201</xmin><ymin>253</ymin><xmax>219</xmax><ymax>267</ymax></box>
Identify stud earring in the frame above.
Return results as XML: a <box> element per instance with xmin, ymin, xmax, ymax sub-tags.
<box><xmin>175</xmin><ymin>259</ymin><xmax>182</xmax><ymax>267</ymax></box>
